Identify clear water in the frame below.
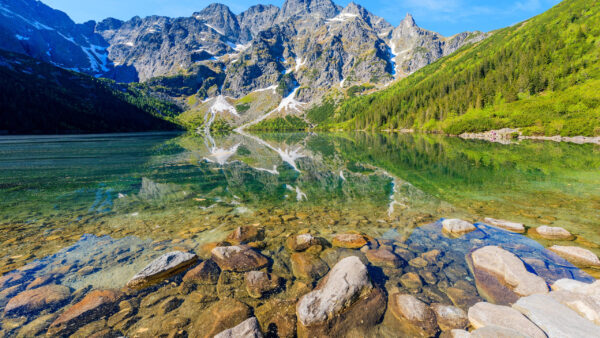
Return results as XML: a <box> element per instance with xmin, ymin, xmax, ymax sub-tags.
<box><xmin>0</xmin><ymin>132</ymin><xmax>598</xmax><ymax>336</ymax></box>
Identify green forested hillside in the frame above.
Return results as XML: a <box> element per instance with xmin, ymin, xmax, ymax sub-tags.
<box><xmin>0</xmin><ymin>50</ymin><xmax>181</xmax><ymax>135</ymax></box>
<box><xmin>323</xmin><ymin>0</ymin><xmax>600</xmax><ymax>136</ymax></box>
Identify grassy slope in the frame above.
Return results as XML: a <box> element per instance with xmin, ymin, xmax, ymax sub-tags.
<box><xmin>0</xmin><ymin>50</ymin><xmax>181</xmax><ymax>134</ymax></box>
<box><xmin>321</xmin><ymin>0</ymin><xmax>600</xmax><ymax>136</ymax></box>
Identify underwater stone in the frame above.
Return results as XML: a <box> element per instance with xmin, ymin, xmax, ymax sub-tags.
<box><xmin>548</xmin><ymin>245</ymin><xmax>600</xmax><ymax>268</ymax></box>
<box><xmin>211</xmin><ymin>245</ymin><xmax>269</xmax><ymax>272</ymax></box>
<box><xmin>442</xmin><ymin>219</ymin><xmax>476</xmax><ymax>237</ymax></box>
<box><xmin>484</xmin><ymin>218</ymin><xmax>525</xmax><ymax>233</ymax></box>
<box><xmin>214</xmin><ymin>317</ymin><xmax>263</xmax><ymax>338</ymax></box>
<box><xmin>127</xmin><ymin>251</ymin><xmax>198</xmax><ymax>289</ymax></box>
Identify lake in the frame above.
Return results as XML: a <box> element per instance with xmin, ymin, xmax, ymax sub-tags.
<box><xmin>0</xmin><ymin>131</ymin><xmax>599</xmax><ymax>336</ymax></box>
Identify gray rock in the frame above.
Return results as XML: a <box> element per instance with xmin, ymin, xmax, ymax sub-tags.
<box><xmin>471</xmin><ymin>326</ymin><xmax>529</xmax><ymax>338</ymax></box>
<box><xmin>549</xmin><ymin>290</ymin><xmax>600</xmax><ymax>325</ymax></box>
<box><xmin>467</xmin><ymin>302</ymin><xmax>546</xmax><ymax>338</ymax></box>
<box><xmin>214</xmin><ymin>317</ymin><xmax>263</xmax><ymax>338</ymax></box>
<box><xmin>442</xmin><ymin>219</ymin><xmax>476</xmax><ymax>236</ymax></box>
<box><xmin>484</xmin><ymin>218</ymin><xmax>525</xmax><ymax>233</ymax></box>
<box><xmin>532</xmin><ymin>226</ymin><xmax>573</xmax><ymax>240</ymax></box>
<box><xmin>548</xmin><ymin>245</ymin><xmax>600</xmax><ymax>268</ymax></box>
<box><xmin>126</xmin><ymin>251</ymin><xmax>198</xmax><ymax>289</ymax></box>
<box><xmin>513</xmin><ymin>294</ymin><xmax>600</xmax><ymax>337</ymax></box>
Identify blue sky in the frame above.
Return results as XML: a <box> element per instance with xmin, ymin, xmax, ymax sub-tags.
<box><xmin>44</xmin><ymin>0</ymin><xmax>562</xmax><ymax>36</ymax></box>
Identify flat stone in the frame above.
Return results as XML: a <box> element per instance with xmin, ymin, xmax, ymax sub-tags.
<box><xmin>286</xmin><ymin>233</ymin><xmax>319</xmax><ymax>252</ymax></box>
<box><xmin>548</xmin><ymin>245</ymin><xmax>600</xmax><ymax>268</ymax></box>
<box><xmin>446</xmin><ymin>287</ymin><xmax>481</xmax><ymax>311</ymax></box>
<box><xmin>467</xmin><ymin>302</ymin><xmax>545</xmax><ymax>338</ymax></box>
<box><xmin>551</xmin><ymin>279</ymin><xmax>600</xmax><ymax>295</ymax></box>
<box><xmin>332</xmin><ymin>233</ymin><xmax>368</xmax><ymax>249</ymax></box>
<box><xmin>291</xmin><ymin>252</ymin><xmax>329</xmax><ymax>281</ymax></box>
<box><xmin>365</xmin><ymin>248</ymin><xmax>403</xmax><ymax>268</ymax></box>
<box><xmin>296</xmin><ymin>256</ymin><xmax>385</xmax><ymax>337</ymax></box>
<box><xmin>513</xmin><ymin>294</ymin><xmax>600</xmax><ymax>337</ymax></box>
<box><xmin>387</xmin><ymin>293</ymin><xmax>438</xmax><ymax>337</ymax></box>
<box><xmin>531</xmin><ymin>226</ymin><xmax>574</xmax><ymax>240</ymax></box>
<box><xmin>211</xmin><ymin>245</ymin><xmax>269</xmax><ymax>272</ymax></box>
<box><xmin>244</xmin><ymin>271</ymin><xmax>281</xmax><ymax>299</ymax></box>
<box><xmin>214</xmin><ymin>317</ymin><xmax>263</xmax><ymax>338</ymax></box>
<box><xmin>400</xmin><ymin>272</ymin><xmax>423</xmax><ymax>290</ymax></box>
<box><xmin>127</xmin><ymin>251</ymin><xmax>198</xmax><ymax>289</ymax></box>
<box><xmin>432</xmin><ymin>304</ymin><xmax>468</xmax><ymax>331</ymax></box>
<box><xmin>26</xmin><ymin>275</ymin><xmax>54</xmax><ymax>290</ymax></box>
<box><xmin>442</xmin><ymin>329</ymin><xmax>471</xmax><ymax>338</ymax></box>
<box><xmin>49</xmin><ymin>289</ymin><xmax>124</xmax><ymax>336</ymax></box>
<box><xmin>467</xmin><ymin>246</ymin><xmax>548</xmax><ymax>305</ymax></box>
<box><xmin>549</xmin><ymin>290</ymin><xmax>600</xmax><ymax>325</ymax></box>
<box><xmin>484</xmin><ymin>218</ymin><xmax>525</xmax><ymax>233</ymax></box>
<box><xmin>4</xmin><ymin>284</ymin><xmax>71</xmax><ymax>317</ymax></box>
<box><xmin>190</xmin><ymin>298</ymin><xmax>251</xmax><ymax>338</ymax></box>
<box><xmin>183</xmin><ymin>259</ymin><xmax>221</xmax><ymax>285</ymax></box>
<box><xmin>442</xmin><ymin>219</ymin><xmax>476</xmax><ymax>237</ymax></box>
<box><xmin>422</xmin><ymin>249</ymin><xmax>442</xmax><ymax>264</ymax></box>
<box><xmin>16</xmin><ymin>313</ymin><xmax>57</xmax><ymax>337</ymax></box>
<box><xmin>227</xmin><ymin>226</ymin><xmax>264</xmax><ymax>245</ymax></box>
<box><xmin>409</xmin><ymin>257</ymin><xmax>429</xmax><ymax>268</ymax></box>
<box><xmin>470</xmin><ymin>326</ymin><xmax>528</xmax><ymax>338</ymax></box>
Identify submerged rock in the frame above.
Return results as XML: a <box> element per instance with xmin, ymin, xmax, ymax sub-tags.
<box><xmin>190</xmin><ymin>298</ymin><xmax>252</xmax><ymax>338</ymax></box>
<box><xmin>214</xmin><ymin>317</ymin><xmax>263</xmax><ymax>338</ymax></box>
<box><xmin>467</xmin><ymin>302</ymin><xmax>545</xmax><ymax>338</ymax></box>
<box><xmin>531</xmin><ymin>226</ymin><xmax>574</xmax><ymax>240</ymax></box>
<box><xmin>365</xmin><ymin>248</ymin><xmax>403</xmax><ymax>268</ymax></box>
<box><xmin>387</xmin><ymin>293</ymin><xmax>438</xmax><ymax>337</ymax></box>
<box><xmin>211</xmin><ymin>245</ymin><xmax>269</xmax><ymax>272</ymax></box>
<box><xmin>296</xmin><ymin>256</ymin><xmax>385</xmax><ymax>337</ymax></box>
<box><xmin>286</xmin><ymin>233</ymin><xmax>320</xmax><ymax>252</ymax></box>
<box><xmin>467</xmin><ymin>246</ymin><xmax>548</xmax><ymax>305</ymax></box>
<box><xmin>290</xmin><ymin>252</ymin><xmax>329</xmax><ymax>281</ymax></box>
<box><xmin>244</xmin><ymin>271</ymin><xmax>282</xmax><ymax>299</ymax></box>
<box><xmin>227</xmin><ymin>226</ymin><xmax>264</xmax><ymax>245</ymax></box>
<box><xmin>332</xmin><ymin>233</ymin><xmax>368</xmax><ymax>249</ymax></box>
<box><xmin>48</xmin><ymin>289</ymin><xmax>124</xmax><ymax>336</ymax></box>
<box><xmin>127</xmin><ymin>251</ymin><xmax>198</xmax><ymax>289</ymax></box>
<box><xmin>183</xmin><ymin>259</ymin><xmax>221</xmax><ymax>285</ymax></box>
<box><xmin>431</xmin><ymin>304</ymin><xmax>468</xmax><ymax>331</ymax></box>
<box><xmin>483</xmin><ymin>218</ymin><xmax>525</xmax><ymax>233</ymax></box>
<box><xmin>255</xmin><ymin>299</ymin><xmax>297</xmax><ymax>338</ymax></box>
<box><xmin>442</xmin><ymin>219</ymin><xmax>476</xmax><ymax>237</ymax></box>
<box><xmin>548</xmin><ymin>245</ymin><xmax>600</xmax><ymax>268</ymax></box>
<box><xmin>4</xmin><ymin>284</ymin><xmax>70</xmax><ymax>317</ymax></box>
<box><xmin>513</xmin><ymin>294</ymin><xmax>600</xmax><ymax>337</ymax></box>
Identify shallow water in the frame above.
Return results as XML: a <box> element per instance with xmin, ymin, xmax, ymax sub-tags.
<box><xmin>0</xmin><ymin>132</ymin><xmax>599</xmax><ymax>336</ymax></box>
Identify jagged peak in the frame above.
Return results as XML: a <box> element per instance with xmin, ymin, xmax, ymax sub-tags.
<box><xmin>401</xmin><ymin>13</ymin><xmax>417</xmax><ymax>27</ymax></box>
<box><xmin>199</xmin><ymin>3</ymin><xmax>234</xmax><ymax>14</ymax></box>
<box><xmin>278</xmin><ymin>0</ymin><xmax>341</xmax><ymax>21</ymax></box>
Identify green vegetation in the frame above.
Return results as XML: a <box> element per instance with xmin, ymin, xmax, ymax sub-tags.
<box><xmin>0</xmin><ymin>50</ymin><xmax>180</xmax><ymax>134</ymax></box>
<box><xmin>236</xmin><ymin>103</ymin><xmax>251</xmax><ymax>113</ymax></box>
<box><xmin>325</xmin><ymin>0</ymin><xmax>600</xmax><ymax>136</ymax></box>
<box><xmin>346</xmin><ymin>84</ymin><xmax>375</xmax><ymax>97</ymax></box>
<box><xmin>247</xmin><ymin>116</ymin><xmax>309</xmax><ymax>131</ymax></box>
<box><xmin>306</xmin><ymin>100</ymin><xmax>336</xmax><ymax>123</ymax></box>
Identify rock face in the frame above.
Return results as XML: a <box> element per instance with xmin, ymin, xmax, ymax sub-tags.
<box><xmin>48</xmin><ymin>290</ymin><xmax>124</xmax><ymax>336</ymax></box>
<box><xmin>548</xmin><ymin>245</ymin><xmax>600</xmax><ymax>267</ymax></box>
<box><xmin>483</xmin><ymin>218</ymin><xmax>525</xmax><ymax>233</ymax></box>
<box><xmin>442</xmin><ymin>219</ymin><xmax>476</xmax><ymax>236</ymax></box>
<box><xmin>513</xmin><ymin>294</ymin><xmax>600</xmax><ymax>337</ymax></box>
<box><xmin>183</xmin><ymin>259</ymin><xmax>221</xmax><ymax>285</ymax></box>
<box><xmin>431</xmin><ymin>304</ymin><xmax>468</xmax><ymax>331</ymax></box>
<box><xmin>387</xmin><ymin>293</ymin><xmax>438</xmax><ymax>337</ymax></box>
<box><xmin>211</xmin><ymin>245</ymin><xmax>269</xmax><ymax>272</ymax></box>
<box><xmin>467</xmin><ymin>246</ymin><xmax>548</xmax><ymax>305</ymax></box>
<box><xmin>296</xmin><ymin>256</ymin><xmax>385</xmax><ymax>337</ymax></box>
<box><xmin>531</xmin><ymin>226</ymin><xmax>574</xmax><ymax>240</ymax></box>
<box><xmin>127</xmin><ymin>251</ymin><xmax>198</xmax><ymax>289</ymax></box>
<box><xmin>4</xmin><ymin>285</ymin><xmax>71</xmax><ymax>317</ymax></box>
<box><xmin>214</xmin><ymin>317</ymin><xmax>264</xmax><ymax>338</ymax></box>
<box><xmin>467</xmin><ymin>302</ymin><xmax>546</xmax><ymax>338</ymax></box>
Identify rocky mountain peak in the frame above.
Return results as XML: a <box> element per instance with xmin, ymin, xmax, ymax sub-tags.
<box><xmin>193</xmin><ymin>3</ymin><xmax>241</xmax><ymax>41</ymax></box>
<box><xmin>277</xmin><ymin>0</ymin><xmax>341</xmax><ymax>22</ymax></box>
<box><xmin>401</xmin><ymin>13</ymin><xmax>417</xmax><ymax>28</ymax></box>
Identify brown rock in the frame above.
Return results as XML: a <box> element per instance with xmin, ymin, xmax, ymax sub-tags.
<box><xmin>446</xmin><ymin>287</ymin><xmax>481</xmax><ymax>311</ymax></box>
<box><xmin>244</xmin><ymin>271</ymin><xmax>282</xmax><ymax>299</ymax></box>
<box><xmin>49</xmin><ymin>289</ymin><xmax>124</xmax><ymax>336</ymax></box>
<box><xmin>332</xmin><ymin>233</ymin><xmax>368</xmax><ymax>249</ymax></box>
<box><xmin>410</xmin><ymin>257</ymin><xmax>429</xmax><ymax>268</ymax></box>
<box><xmin>422</xmin><ymin>250</ymin><xmax>442</xmax><ymax>264</ymax></box>
<box><xmin>468</xmin><ymin>302</ymin><xmax>546</xmax><ymax>338</ymax></box>
<box><xmin>16</xmin><ymin>313</ymin><xmax>57</xmax><ymax>338</ymax></box>
<box><xmin>0</xmin><ymin>272</ymin><xmax>24</xmax><ymax>289</ymax></box>
<box><xmin>190</xmin><ymin>298</ymin><xmax>251</xmax><ymax>338</ymax></box>
<box><xmin>4</xmin><ymin>284</ymin><xmax>71</xmax><ymax>316</ymax></box>
<box><xmin>126</xmin><ymin>251</ymin><xmax>198</xmax><ymax>289</ymax></box>
<box><xmin>255</xmin><ymin>299</ymin><xmax>297</xmax><ymax>338</ymax></box>
<box><xmin>400</xmin><ymin>272</ymin><xmax>423</xmax><ymax>290</ymax></box>
<box><xmin>365</xmin><ymin>248</ymin><xmax>403</xmax><ymax>268</ymax></box>
<box><xmin>290</xmin><ymin>252</ymin><xmax>329</xmax><ymax>281</ymax></box>
<box><xmin>211</xmin><ymin>245</ymin><xmax>269</xmax><ymax>272</ymax></box>
<box><xmin>431</xmin><ymin>304</ymin><xmax>468</xmax><ymax>331</ymax></box>
<box><xmin>182</xmin><ymin>259</ymin><xmax>221</xmax><ymax>284</ymax></box>
<box><xmin>386</xmin><ymin>293</ymin><xmax>438</xmax><ymax>337</ymax></box>
<box><xmin>226</xmin><ymin>226</ymin><xmax>264</xmax><ymax>245</ymax></box>
<box><xmin>26</xmin><ymin>275</ymin><xmax>54</xmax><ymax>290</ymax></box>
<box><xmin>286</xmin><ymin>233</ymin><xmax>320</xmax><ymax>252</ymax></box>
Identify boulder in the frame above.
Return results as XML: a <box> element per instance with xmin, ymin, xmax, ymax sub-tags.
<box><xmin>470</xmin><ymin>326</ymin><xmax>529</xmax><ymax>338</ymax></box>
<box><xmin>214</xmin><ymin>317</ymin><xmax>263</xmax><ymax>338</ymax></box>
<box><xmin>48</xmin><ymin>289</ymin><xmax>124</xmax><ymax>336</ymax></box>
<box><xmin>183</xmin><ymin>259</ymin><xmax>221</xmax><ymax>285</ymax></box>
<box><xmin>127</xmin><ymin>251</ymin><xmax>198</xmax><ymax>289</ymax></box>
<box><xmin>400</xmin><ymin>272</ymin><xmax>423</xmax><ymax>290</ymax></box>
<box><xmin>513</xmin><ymin>294</ymin><xmax>600</xmax><ymax>337</ymax></box>
<box><xmin>290</xmin><ymin>252</ymin><xmax>329</xmax><ymax>281</ymax></box>
<box><xmin>549</xmin><ymin>290</ymin><xmax>600</xmax><ymax>325</ymax></box>
<box><xmin>548</xmin><ymin>245</ymin><xmax>600</xmax><ymax>268</ymax></box>
<box><xmin>551</xmin><ymin>278</ymin><xmax>600</xmax><ymax>295</ymax></box>
<box><xmin>483</xmin><ymin>218</ymin><xmax>525</xmax><ymax>233</ymax></box>
<box><xmin>467</xmin><ymin>246</ymin><xmax>548</xmax><ymax>305</ymax></box>
<box><xmin>431</xmin><ymin>304</ymin><xmax>468</xmax><ymax>331</ymax></box>
<box><xmin>332</xmin><ymin>233</ymin><xmax>368</xmax><ymax>249</ymax></box>
<box><xmin>190</xmin><ymin>298</ymin><xmax>252</xmax><ymax>338</ymax></box>
<box><xmin>244</xmin><ymin>271</ymin><xmax>282</xmax><ymax>299</ymax></box>
<box><xmin>255</xmin><ymin>299</ymin><xmax>297</xmax><ymax>338</ymax></box>
<box><xmin>286</xmin><ymin>233</ymin><xmax>320</xmax><ymax>252</ymax></box>
<box><xmin>467</xmin><ymin>302</ymin><xmax>545</xmax><ymax>338</ymax></box>
<box><xmin>365</xmin><ymin>248</ymin><xmax>403</xmax><ymax>268</ymax></box>
<box><xmin>446</xmin><ymin>287</ymin><xmax>481</xmax><ymax>311</ymax></box>
<box><xmin>387</xmin><ymin>293</ymin><xmax>438</xmax><ymax>337</ymax></box>
<box><xmin>409</xmin><ymin>257</ymin><xmax>429</xmax><ymax>268</ymax></box>
<box><xmin>442</xmin><ymin>219</ymin><xmax>476</xmax><ymax>237</ymax></box>
<box><xmin>531</xmin><ymin>226</ymin><xmax>574</xmax><ymax>240</ymax></box>
<box><xmin>4</xmin><ymin>284</ymin><xmax>70</xmax><ymax>317</ymax></box>
<box><xmin>442</xmin><ymin>329</ymin><xmax>471</xmax><ymax>338</ymax></box>
<box><xmin>227</xmin><ymin>226</ymin><xmax>264</xmax><ymax>245</ymax></box>
<box><xmin>296</xmin><ymin>256</ymin><xmax>385</xmax><ymax>337</ymax></box>
<box><xmin>211</xmin><ymin>245</ymin><xmax>269</xmax><ymax>272</ymax></box>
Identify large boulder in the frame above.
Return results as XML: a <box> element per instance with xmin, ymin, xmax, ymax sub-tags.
<box><xmin>183</xmin><ymin>259</ymin><xmax>221</xmax><ymax>285</ymax></box>
<box><xmin>467</xmin><ymin>246</ymin><xmax>548</xmax><ymax>305</ymax></box>
<box><xmin>530</xmin><ymin>226</ymin><xmax>574</xmax><ymax>240</ymax></box>
<box><xmin>551</xmin><ymin>278</ymin><xmax>600</xmax><ymax>295</ymax></box>
<box><xmin>211</xmin><ymin>245</ymin><xmax>269</xmax><ymax>272</ymax></box>
<box><xmin>467</xmin><ymin>302</ymin><xmax>545</xmax><ymax>338</ymax></box>
<box><xmin>483</xmin><ymin>218</ymin><xmax>525</xmax><ymax>233</ymax></box>
<box><xmin>4</xmin><ymin>285</ymin><xmax>71</xmax><ymax>317</ymax></box>
<box><xmin>48</xmin><ymin>289</ymin><xmax>124</xmax><ymax>336</ymax></box>
<box><xmin>442</xmin><ymin>219</ymin><xmax>476</xmax><ymax>237</ymax></box>
<box><xmin>386</xmin><ymin>293</ymin><xmax>438</xmax><ymax>337</ymax></box>
<box><xmin>126</xmin><ymin>251</ymin><xmax>198</xmax><ymax>289</ymax></box>
<box><xmin>296</xmin><ymin>256</ymin><xmax>386</xmax><ymax>337</ymax></box>
<box><xmin>548</xmin><ymin>245</ymin><xmax>600</xmax><ymax>268</ymax></box>
<box><xmin>548</xmin><ymin>290</ymin><xmax>600</xmax><ymax>325</ymax></box>
<box><xmin>214</xmin><ymin>317</ymin><xmax>263</xmax><ymax>338</ymax></box>
<box><xmin>513</xmin><ymin>294</ymin><xmax>600</xmax><ymax>337</ymax></box>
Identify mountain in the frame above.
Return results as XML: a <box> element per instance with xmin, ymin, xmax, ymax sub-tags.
<box><xmin>323</xmin><ymin>0</ymin><xmax>600</xmax><ymax>137</ymax></box>
<box><xmin>0</xmin><ymin>50</ymin><xmax>180</xmax><ymax>134</ymax></box>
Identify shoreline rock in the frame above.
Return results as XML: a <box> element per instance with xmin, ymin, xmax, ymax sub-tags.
<box><xmin>127</xmin><ymin>251</ymin><xmax>198</xmax><ymax>289</ymax></box>
<box><xmin>483</xmin><ymin>218</ymin><xmax>525</xmax><ymax>233</ymax></box>
<box><xmin>530</xmin><ymin>226</ymin><xmax>574</xmax><ymax>240</ymax></box>
<box><xmin>548</xmin><ymin>245</ymin><xmax>600</xmax><ymax>268</ymax></box>
<box><xmin>442</xmin><ymin>219</ymin><xmax>476</xmax><ymax>237</ymax></box>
